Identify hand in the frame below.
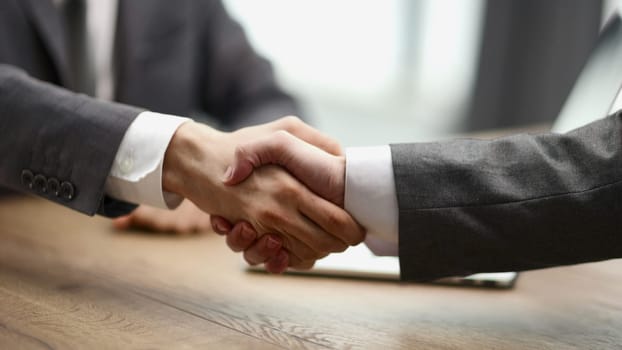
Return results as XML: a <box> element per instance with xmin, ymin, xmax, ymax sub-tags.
<box><xmin>163</xmin><ymin>117</ymin><xmax>364</xmax><ymax>267</ymax></box>
<box><xmin>211</xmin><ymin>216</ymin><xmax>290</xmax><ymax>273</ymax></box>
<box><xmin>223</xmin><ymin>130</ymin><xmax>346</xmax><ymax>206</ymax></box>
<box><xmin>232</xmin><ymin>116</ymin><xmax>342</xmax><ymax>157</ymax></box>
<box><xmin>214</xmin><ymin>130</ymin><xmax>357</xmax><ymax>273</ymax></box>
<box><xmin>113</xmin><ymin>116</ymin><xmax>340</xmax><ymax>236</ymax></box>
<box><xmin>112</xmin><ymin>200</ymin><xmax>211</xmax><ymax>235</ymax></box>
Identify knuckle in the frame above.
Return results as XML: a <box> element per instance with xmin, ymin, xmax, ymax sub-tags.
<box><xmin>272</xmin><ymin>130</ymin><xmax>293</xmax><ymax>148</ymax></box>
<box><xmin>326</xmin><ymin>214</ymin><xmax>365</xmax><ymax>246</ymax></box>
<box><xmin>278</xmin><ymin>115</ymin><xmax>303</xmax><ymax>132</ymax></box>
<box><xmin>227</xmin><ymin>226</ymin><xmax>254</xmax><ymax>251</ymax></box>
<box><xmin>258</xmin><ymin>236</ymin><xmax>279</xmax><ymax>255</ymax></box>
<box><xmin>234</xmin><ymin>143</ymin><xmax>250</xmax><ymax>161</ymax></box>
<box><xmin>324</xmin><ymin>210</ymin><xmax>348</xmax><ymax>232</ymax></box>
<box><xmin>256</xmin><ymin>208</ymin><xmax>281</xmax><ymax>226</ymax></box>
<box><xmin>276</xmin><ymin>181</ymin><xmax>300</xmax><ymax>201</ymax></box>
<box><xmin>327</xmin><ymin>138</ymin><xmax>342</xmax><ymax>154</ymax></box>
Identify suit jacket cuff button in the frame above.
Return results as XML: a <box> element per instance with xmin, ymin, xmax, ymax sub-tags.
<box><xmin>60</xmin><ymin>181</ymin><xmax>75</xmax><ymax>201</ymax></box>
<box><xmin>47</xmin><ymin>177</ymin><xmax>60</xmax><ymax>196</ymax></box>
<box><xmin>33</xmin><ymin>174</ymin><xmax>48</xmax><ymax>193</ymax></box>
<box><xmin>21</xmin><ymin>169</ymin><xmax>34</xmax><ymax>189</ymax></box>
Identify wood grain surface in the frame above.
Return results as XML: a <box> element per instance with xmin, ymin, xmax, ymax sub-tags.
<box><xmin>1</xmin><ymin>197</ymin><xmax>621</xmax><ymax>349</ymax></box>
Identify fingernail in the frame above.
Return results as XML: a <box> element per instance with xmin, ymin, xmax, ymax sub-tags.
<box><xmin>241</xmin><ymin>224</ymin><xmax>255</xmax><ymax>240</ymax></box>
<box><xmin>213</xmin><ymin>220</ymin><xmax>228</xmax><ymax>233</ymax></box>
<box><xmin>222</xmin><ymin>166</ymin><xmax>233</xmax><ymax>182</ymax></box>
<box><xmin>266</xmin><ymin>236</ymin><xmax>281</xmax><ymax>250</ymax></box>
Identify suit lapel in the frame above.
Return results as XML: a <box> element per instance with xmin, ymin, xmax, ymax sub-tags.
<box><xmin>21</xmin><ymin>0</ymin><xmax>71</xmax><ymax>87</ymax></box>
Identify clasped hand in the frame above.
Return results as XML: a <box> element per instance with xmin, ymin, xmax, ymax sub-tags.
<box><xmin>161</xmin><ymin>117</ymin><xmax>365</xmax><ymax>271</ymax></box>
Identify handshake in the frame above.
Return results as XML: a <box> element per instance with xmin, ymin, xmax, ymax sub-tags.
<box><xmin>160</xmin><ymin>116</ymin><xmax>366</xmax><ymax>273</ymax></box>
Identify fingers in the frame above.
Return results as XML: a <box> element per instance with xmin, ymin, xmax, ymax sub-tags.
<box><xmin>243</xmin><ymin>234</ymin><xmax>284</xmax><ymax>265</ymax></box>
<box><xmin>210</xmin><ymin>215</ymin><xmax>232</xmax><ymax>235</ymax></box>
<box><xmin>213</xmin><ymin>218</ymin><xmax>287</xmax><ymax>272</ymax></box>
<box><xmin>216</xmin><ymin>215</ymin><xmax>325</xmax><ymax>271</ymax></box>
<box><xmin>211</xmin><ymin>214</ymin><xmax>320</xmax><ymax>269</ymax></box>
<box><xmin>242</xmin><ymin>235</ymin><xmax>314</xmax><ymax>273</ymax></box>
<box><xmin>264</xmin><ymin>250</ymin><xmax>289</xmax><ymax>273</ymax></box>
<box><xmin>277</xmin><ymin>211</ymin><xmax>344</xmax><ymax>261</ymax></box>
<box><xmin>213</xmin><ymin>215</ymin><xmax>316</xmax><ymax>273</ymax></box>
<box><xmin>225</xmin><ymin>221</ymin><xmax>258</xmax><ymax>252</ymax></box>
<box><xmin>214</xmin><ymin>217</ymin><xmax>291</xmax><ymax>274</ymax></box>
<box><xmin>234</xmin><ymin>168</ymin><xmax>352</xmax><ymax>261</ymax></box>
<box><xmin>239</xmin><ymin>236</ymin><xmax>305</xmax><ymax>274</ymax></box>
<box><xmin>297</xmin><ymin>190</ymin><xmax>365</xmax><ymax>248</ymax></box>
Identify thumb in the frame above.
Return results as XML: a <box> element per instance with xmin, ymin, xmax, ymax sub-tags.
<box><xmin>223</xmin><ymin>131</ymin><xmax>295</xmax><ymax>185</ymax></box>
<box><xmin>222</xmin><ymin>131</ymin><xmax>344</xmax><ymax>207</ymax></box>
<box><xmin>221</xmin><ymin>158</ymin><xmax>255</xmax><ymax>186</ymax></box>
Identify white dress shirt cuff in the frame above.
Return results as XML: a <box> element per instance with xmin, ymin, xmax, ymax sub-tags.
<box><xmin>105</xmin><ymin>111</ymin><xmax>190</xmax><ymax>209</ymax></box>
<box><xmin>344</xmin><ymin>145</ymin><xmax>399</xmax><ymax>256</ymax></box>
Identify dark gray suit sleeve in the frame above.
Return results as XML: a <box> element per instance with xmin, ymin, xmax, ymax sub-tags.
<box><xmin>391</xmin><ymin>112</ymin><xmax>622</xmax><ymax>281</ymax></box>
<box><xmin>198</xmin><ymin>0</ymin><xmax>300</xmax><ymax>129</ymax></box>
<box><xmin>0</xmin><ymin>64</ymin><xmax>143</xmax><ymax>216</ymax></box>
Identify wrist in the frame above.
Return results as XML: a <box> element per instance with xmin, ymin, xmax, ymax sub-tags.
<box><xmin>162</xmin><ymin>122</ymin><xmax>224</xmax><ymax>198</ymax></box>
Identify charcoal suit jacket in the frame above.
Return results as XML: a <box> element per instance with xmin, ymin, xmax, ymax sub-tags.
<box><xmin>392</xmin><ymin>112</ymin><xmax>622</xmax><ymax>281</ymax></box>
<box><xmin>0</xmin><ymin>0</ymin><xmax>297</xmax><ymax>216</ymax></box>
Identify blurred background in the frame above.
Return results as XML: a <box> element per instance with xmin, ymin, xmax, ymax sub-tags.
<box><xmin>224</xmin><ymin>0</ymin><xmax>620</xmax><ymax>146</ymax></box>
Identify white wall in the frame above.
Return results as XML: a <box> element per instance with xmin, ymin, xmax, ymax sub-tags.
<box><xmin>224</xmin><ymin>0</ymin><xmax>484</xmax><ymax>145</ymax></box>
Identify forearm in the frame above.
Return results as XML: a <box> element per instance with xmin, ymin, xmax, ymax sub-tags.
<box><xmin>393</xmin><ymin>111</ymin><xmax>622</xmax><ymax>281</ymax></box>
<box><xmin>0</xmin><ymin>64</ymin><xmax>141</xmax><ymax>216</ymax></box>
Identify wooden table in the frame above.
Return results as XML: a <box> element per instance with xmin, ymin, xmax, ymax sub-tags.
<box><xmin>1</xmin><ymin>198</ymin><xmax>621</xmax><ymax>349</ymax></box>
